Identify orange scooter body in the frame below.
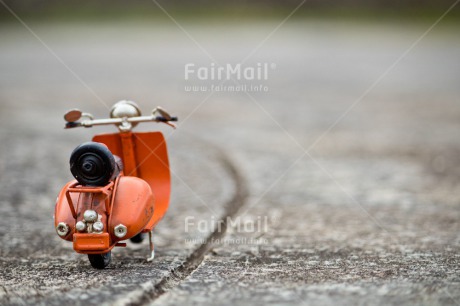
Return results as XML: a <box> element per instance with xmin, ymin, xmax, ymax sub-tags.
<box><xmin>54</xmin><ymin>131</ymin><xmax>171</xmax><ymax>254</ymax></box>
<box><xmin>55</xmin><ymin>102</ymin><xmax>176</xmax><ymax>268</ymax></box>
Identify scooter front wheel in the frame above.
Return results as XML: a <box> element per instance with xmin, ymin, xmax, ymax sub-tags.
<box><xmin>130</xmin><ymin>233</ymin><xmax>144</xmax><ymax>244</ymax></box>
<box><xmin>88</xmin><ymin>251</ymin><xmax>111</xmax><ymax>269</ymax></box>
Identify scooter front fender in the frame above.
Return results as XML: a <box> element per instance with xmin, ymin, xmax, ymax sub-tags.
<box><xmin>93</xmin><ymin>131</ymin><xmax>170</xmax><ymax>231</ymax></box>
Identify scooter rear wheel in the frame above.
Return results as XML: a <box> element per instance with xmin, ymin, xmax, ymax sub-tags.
<box><xmin>88</xmin><ymin>251</ymin><xmax>111</xmax><ymax>269</ymax></box>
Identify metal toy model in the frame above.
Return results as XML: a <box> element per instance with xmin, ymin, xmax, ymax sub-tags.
<box><xmin>54</xmin><ymin>100</ymin><xmax>177</xmax><ymax>269</ymax></box>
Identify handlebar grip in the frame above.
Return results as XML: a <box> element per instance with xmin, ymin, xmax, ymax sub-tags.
<box><xmin>65</xmin><ymin>122</ymin><xmax>81</xmax><ymax>129</ymax></box>
<box><xmin>156</xmin><ymin>116</ymin><xmax>178</xmax><ymax>122</ymax></box>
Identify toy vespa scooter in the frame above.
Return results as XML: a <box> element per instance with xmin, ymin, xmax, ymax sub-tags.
<box><xmin>54</xmin><ymin>100</ymin><xmax>177</xmax><ymax>269</ymax></box>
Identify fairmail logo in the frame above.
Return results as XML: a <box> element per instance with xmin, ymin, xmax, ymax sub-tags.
<box><xmin>184</xmin><ymin>216</ymin><xmax>269</xmax><ymax>234</ymax></box>
<box><xmin>185</xmin><ymin>62</ymin><xmax>276</xmax><ymax>81</ymax></box>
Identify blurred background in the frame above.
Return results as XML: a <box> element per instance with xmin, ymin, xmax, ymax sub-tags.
<box><xmin>1</xmin><ymin>0</ymin><xmax>460</xmax><ymax>20</ymax></box>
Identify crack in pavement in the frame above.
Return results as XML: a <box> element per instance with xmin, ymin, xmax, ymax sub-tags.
<box><xmin>113</xmin><ymin>144</ymin><xmax>249</xmax><ymax>306</ymax></box>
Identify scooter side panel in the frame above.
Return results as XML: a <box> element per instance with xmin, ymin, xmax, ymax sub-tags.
<box><xmin>92</xmin><ymin>132</ymin><xmax>171</xmax><ymax>231</ymax></box>
<box><xmin>132</xmin><ymin>132</ymin><xmax>171</xmax><ymax>231</ymax></box>
<box><xmin>109</xmin><ymin>176</ymin><xmax>154</xmax><ymax>241</ymax></box>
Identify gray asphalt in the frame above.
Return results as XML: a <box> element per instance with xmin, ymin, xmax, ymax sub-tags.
<box><xmin>0</xmin><ymin>19</ymin><xmax>459</xmax><ymax>305</ymax></box>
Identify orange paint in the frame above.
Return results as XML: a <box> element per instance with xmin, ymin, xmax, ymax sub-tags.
<box><xmin>93</xmin><ymin>131</ymin><xmax>171</xmax><ymax>230</ymax></box>
<box><xmin>73</xmin><ymin>233</ymin><xmax>111</xmax><ymax>253</ymax></box>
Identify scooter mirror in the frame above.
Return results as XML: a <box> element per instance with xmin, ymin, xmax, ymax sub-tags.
<box><xmin>64</xmin><ymin>109</ymin><xmax>82</xmax><ymax>122</ymax></box>
<box><xmin>155</xmin><ymin>107</ymin><xmax>172</xmax><ymax>121</ymax></box>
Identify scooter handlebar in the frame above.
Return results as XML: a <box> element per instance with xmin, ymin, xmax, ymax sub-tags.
<box><xmin>65</xmin><ymin>114</ymin><xmax>178</xmax><ymax>130</ymax></box>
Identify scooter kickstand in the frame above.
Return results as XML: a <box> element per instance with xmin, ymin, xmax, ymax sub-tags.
<box><xmin>147</xmin><ymin>231</ymin><xmax>155</xmax><ymax>262</ymax></box>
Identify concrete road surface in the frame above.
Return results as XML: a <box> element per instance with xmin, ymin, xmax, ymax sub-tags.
<box><xmin>0</xmin><ymin>18</ymin><xmax>459</xmax><ymax>305</ymax></box>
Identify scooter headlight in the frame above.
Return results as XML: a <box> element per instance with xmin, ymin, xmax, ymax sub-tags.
<box><xmin>83</xmin><ymin>210</ymin><xmax>98</xmax><ymax>222</ymax></box>
<box><xmin>75</xmin><ymin>221</ymin><xmax>86</xmax><ymax>232</ymax></box>
<box><xmin>93</xmin><ymin>221</ymin><xmax>104</xmax><ymax>233</ymax></box>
